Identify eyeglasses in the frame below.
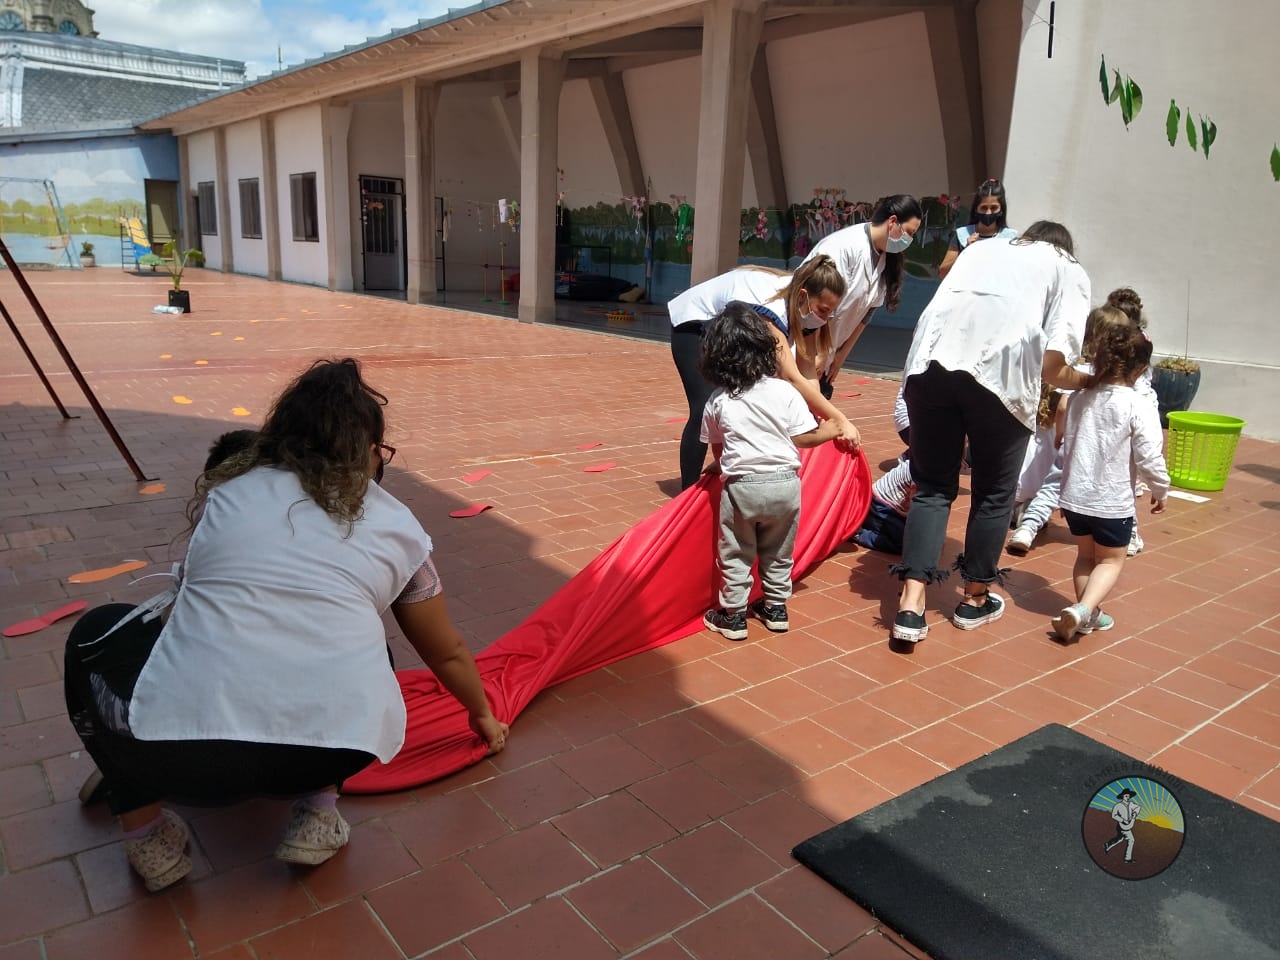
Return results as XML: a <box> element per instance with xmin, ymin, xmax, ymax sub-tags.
<box><xmin>376</xmin><ymin>443</ymin><xmax>396</xmax><ymax>465</ymax></box>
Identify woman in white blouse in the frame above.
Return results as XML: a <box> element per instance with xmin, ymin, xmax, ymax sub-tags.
<box><xmin>63</xmin><ymin>359</ymin><xmax>507</xmax><ymax>892</ymax></box>
<box><xmin>889</xmin><ymin>222</ymin><xmax>1093</xmax><ymax>645</ymax></box>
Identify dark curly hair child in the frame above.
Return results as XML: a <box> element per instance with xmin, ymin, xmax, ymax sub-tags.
<box><xmin>698</xmin><ymin>301</ymin><xmax>778</xmax><ymax>396</ymax></box>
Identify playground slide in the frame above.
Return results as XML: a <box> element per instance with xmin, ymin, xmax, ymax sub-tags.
<box><xmin>119</xmin><ymin>217</ymin><xmax>152</xmax><ymax>259</ymax></box>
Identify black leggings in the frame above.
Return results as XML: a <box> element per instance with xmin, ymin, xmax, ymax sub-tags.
<box><xmin>64</xmin><ymin>604</ymin><xmax>375</xmax><ymax>815</ymax></box>
<box><xmin>672</xmin><ymin>321</ymin><xmax>715</xmax><ymax>490</ymax></box>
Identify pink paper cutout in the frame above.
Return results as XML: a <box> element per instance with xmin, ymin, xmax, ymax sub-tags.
<box><xmin>853</xmin><ymin>378</ymin><xmax>871</xmax><ymax>385</ymax></box>
<box><xmin>462</xmin><ymin>470</ymin><xmax>493</xmax><ymax>483</ymax></box>
<box><xmin>449</xmin><ymin>503</ymin><xmax>493</xmax><ymax>518</ymax></box>
<box><xmin>3</xmin><ymin>600</ymin><xmax>88</xmax><ymax>638</ymax></box>
<box><xmin>583</xmin><ymin>463</ymin><xmax>616</xmax><ymax>473</ymax></box>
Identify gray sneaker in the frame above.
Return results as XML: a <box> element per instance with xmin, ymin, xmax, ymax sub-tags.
<box><xmin>704</xmin><ymin>608</ymin><xmax>749</xmax><ymax>641</ymax></box>
<box><xmin>750</xmin><ymin>599</ymin><xmax>789</xmax><ymax>632</ymax></box>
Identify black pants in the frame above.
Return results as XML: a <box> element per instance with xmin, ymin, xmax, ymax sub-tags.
<box><xmin>672</xmin><ymin>321</ymin><xmax>715</xmax><ymax>490</ymax></box>
<box><xmin>64</xmin><ymin>604</ymin><xmax>375</xmax><ymax>815</ymax></box>
<box><xmin>896</xmin><ymin>364</ymin><xmax>1031</xmax><ymax>585</ymax></box>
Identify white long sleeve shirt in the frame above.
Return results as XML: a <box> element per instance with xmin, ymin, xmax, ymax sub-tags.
<box><xmin>1060</xmin><ymin>384</ymin><xmax>1171</xmax><ymax>519</ymax></box>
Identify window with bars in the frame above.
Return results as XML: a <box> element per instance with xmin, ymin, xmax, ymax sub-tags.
<box><xmin>239</xmin><ymin>178</ymin><xmax>262</xmax><ymax>239</ymax></box>
<box><xmin>290</xmin><ymin>172</ymin><xmax>319</xmax><ymax>242</ymax></box>
<box><xmin>197</xmin><ymin>182</ymin><xmax>217</xmax><ymax>236</ymax></box>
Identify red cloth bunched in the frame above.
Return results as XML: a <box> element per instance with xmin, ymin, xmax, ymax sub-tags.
<box><xmin>344</xmin><ymin>441</ymin><xmax>871</xmax><ymax>794</ymax></box>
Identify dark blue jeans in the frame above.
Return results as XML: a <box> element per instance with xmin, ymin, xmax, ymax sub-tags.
<box><xmin>895</xmin><ymin>363</ymin><xmax>1031</xmax><ymax>586</ymax></box>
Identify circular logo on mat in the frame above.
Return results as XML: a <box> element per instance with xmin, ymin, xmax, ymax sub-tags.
<box><xmin>1081</xmin><ymin>777</ymin><xmax>1184</xmax><ymax>880</ymax></box>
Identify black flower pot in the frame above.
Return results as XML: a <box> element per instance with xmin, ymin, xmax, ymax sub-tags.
<box><xmin>1151</xmin><ymin>365</ymin><xmax>1201</xmax><ymax>428</ymax></box>
<box><xmin>168</xmin><ymin>289</ymin><xmax>191</xmax><ymax>314</ymax></box>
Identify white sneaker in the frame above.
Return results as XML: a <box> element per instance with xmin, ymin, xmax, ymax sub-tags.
<box><xmin>1127</xmin><ymin>531</ymin><xmax>1144</xmax><ymax>557</ymax></box>
<box><xmin>275</xmin><ymin>801</ymin><xmax>351</xmax><ymax>865</ymax></box>
<box><xmin>1006</xmin><ymin>524</ymin><xmax>1036</xmax><ymax>556</ymax></box>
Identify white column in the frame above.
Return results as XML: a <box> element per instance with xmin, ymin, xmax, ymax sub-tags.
<box><xmin>403</xmin><ymin>79</ymin><xmax>440</xmax><ymax>303</ymax></box>
<box><xmin>518</xmin><ymin>50</ymin><xmax>565</xmax><ymax>325</ymax></box>
<box><xmin>213</xmin><ymin>126</ymin><xmax>233</xmax><ymax>272</ymax></box>
<box><xmin>259</xmin><ymin>114</ymin><xmax>281</xmax><ymax>282</ymax></box>
<box><xmin>690</xmin><ymin>0</ymin><xmax>764</xmax><ymax>285</ymax></box>
<box><xmin>321</xmin><ymin>103</ymin><xmax>353</xmax><ymax>292</ymax></box>
<box><xmin>178</xmin><ymin>135</ymin><xmax>196</xmax><ymax>252</ymax></box>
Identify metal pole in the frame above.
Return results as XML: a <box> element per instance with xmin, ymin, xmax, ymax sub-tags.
<box><xmin>0</xmin><ymin>236</ymin><xmax>151</xmax><ymax>481</ymax></box>
<box><xmin>0</xmin><ymin>297</ymin><xmax>75</xmax><ymax>419</ymax></box>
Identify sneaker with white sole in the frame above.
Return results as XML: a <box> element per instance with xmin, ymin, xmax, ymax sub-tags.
<box><xmin>1127</xmin><ymin>531</ymin><xmax>1144</xmax><ymax>557</ymax></box>
<box><xmin>952</xmin><ymin>591</ymin><xmax>1005</xmax><ymax>630</ymax></box>
<box><xmin>125</xmin><ymin>809</ymin><xmax>192</xmax><ymax>892</ymax></box>
<box><xmin>1006</xmin><ymin>524</ymin><xmax>1036</xmax><ymax>556</ymax></box>
<box><xmin>275</xmin><ymin>800</ymin><xmax>351</xmax><ymax>865</ymax></box>
<box><xmin>750</xmin><ymin>599</ymin><xmax>789</xmax><ymax>632</ymax></box>
<box><xmin>891</xmin><ymin>610</ymin><xmax>929</xmax><ymax>643</ymax></box>
<box><xmin>1077</xmin><ymin>610</ymin><xmax>1115</xmax><ymax>634</ymax></box>
<box><xmin>1051</xmin><ymin>602</ymin><xmax>1090</xmax><ymax>641</ymax></box>
<box><xmin>704</xmin><ymin>608</ymin><xmax>748</xmax><ymax>641</ymax></box>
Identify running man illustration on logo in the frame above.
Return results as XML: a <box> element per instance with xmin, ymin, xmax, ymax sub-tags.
<box><xmin>1104</xmin><ymin>788</ymin><xmax>1140</xmax><ymax>862</ymax></box>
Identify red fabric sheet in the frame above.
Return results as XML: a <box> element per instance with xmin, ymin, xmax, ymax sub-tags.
<box><xmin>344</xmin><ymin>441</ymin><xmax>871</xmax><ymax>794</ymax></box>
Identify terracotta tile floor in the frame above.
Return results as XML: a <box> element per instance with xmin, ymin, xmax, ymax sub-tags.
<box><xmin>2</xmin><ymin>268</ymin><xmax>1278</xmax><ymax>958</ymax></box>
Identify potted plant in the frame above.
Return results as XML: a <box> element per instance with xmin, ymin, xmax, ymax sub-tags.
<box><xmin>139</xmin><ymin>241</ymin><xmax>205</xmax><ymax>313</ymax></box>
<box><xmin>1151</xmin><ymin>355</ymin><xmax>1201</xmax><ymax>427</ymax></box>
<box><xmin>79</xmin><ymin>241</ymin><xmax>96</xmax><ymax>268</ymax></box>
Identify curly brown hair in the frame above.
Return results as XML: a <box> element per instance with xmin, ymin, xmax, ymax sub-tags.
<box><xmin>1088</xmin><ymin>322</ymin><xmax>1153</xmax><ymax>387</ymax></box>
<box><xmin>1105</xmin><ymin>287</ymin><xmax>1147</xmax><ymax>328</ymax></box>
<box><xmin>699</xmin><ymin>302</ymin><xmax>778</xmax><ymax>396</ymax></box>
<box><xmin>1081</xmin><ymin>305</ymin><xmax>1133</xmax><ymax>362</ymax></box>
<box><xmin>187</xmin><ymin>358</ymin><xmax>387</xmax><ymax>531</ymax></box>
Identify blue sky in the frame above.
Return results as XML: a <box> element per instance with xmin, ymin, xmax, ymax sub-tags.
<box><xmin>90</xmin><ymin>0</ymin><xmax>465</xmax><ymax>79</ymax></box>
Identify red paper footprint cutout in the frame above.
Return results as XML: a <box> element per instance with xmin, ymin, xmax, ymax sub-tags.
<box><xmin>449</xmin><ymin>504</ymin><xmax>493</xmax><ymax>518</ymax></box>
<box><xmin>461</xmin><ymin>470</ymin><xmax>492</xmax><ymax>483</ymax></box>
<box><xmin>4</xmin><ymin>600</ymin><xmax>88</xmax><ymax>637</ymax></box>
<box><xmin>583</xmin><ymin>463</ymin><xmax>616</xmax><ymax>473</ymax></box>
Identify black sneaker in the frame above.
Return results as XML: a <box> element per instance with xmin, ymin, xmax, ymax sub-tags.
<box><xmin>891</xmin><ymin>610</ymin><xmax>928</xmax><ymax>643</ymax></box>
<box><xmin>750</xmin><ymin>599</ymin><xmax>789</xmax><ymax>632</ymax></box>
<box><xmin>952</xmin><ymin>592</ymin><xmax>1005</xmax><ymax>631</ymax></box>
<box><xmin>704</xmin><ymin>608</ymin><xmax>748</xmax><ymax>641</ymax></box>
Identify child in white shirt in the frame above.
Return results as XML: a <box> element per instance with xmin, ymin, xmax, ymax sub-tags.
<box><xmin>1052</xmin><ymin>314</ymin><xmax>1169</xmax><ymax>640</ymax></box>
<box><xmin>700</xmin><ymin>302</ymin><xmax>841</xmax><ymax>641</ymax></box>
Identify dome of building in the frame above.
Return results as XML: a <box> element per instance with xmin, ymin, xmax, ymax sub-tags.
<box><xmin>0</xmin><ymin>0</ymin><xmax>97</xmax><ymax>38</ymax></box>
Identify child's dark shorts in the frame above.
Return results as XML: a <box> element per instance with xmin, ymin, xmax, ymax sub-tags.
<box><xmin>1061</xmin><ymin>509</ymin><xmax>1134</xmax><ymax>548</ymax></box>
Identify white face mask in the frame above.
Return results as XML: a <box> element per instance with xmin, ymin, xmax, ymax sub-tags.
<box><xmin>885</xmin><ymin>222</ymin><xmax>913</xmax><ymax>254</ymax></box>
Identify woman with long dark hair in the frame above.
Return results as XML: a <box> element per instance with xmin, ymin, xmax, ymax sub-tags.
<box><xmin>668</xmin><ymin>255</ymin><xmax>860</xmax><ymax>489</ymax></box>
<box><xmin>889</xmin><ymin>221</ymin><xmax>1093</xmax><ymax>646</ymax></box>
<box><xmin>800</xmin><ymin>194</ymin><xmax>924</xmax><ymax>397</ymax></box>
<box><xmin>937</xmin><ymin>179</ymin><xmax>1017</xmax><ymax>280</ymax></box>
<box><xmin>62</xmin><ymin>358</ymin><xmax>507</xmax><ymax>891</ymax></box>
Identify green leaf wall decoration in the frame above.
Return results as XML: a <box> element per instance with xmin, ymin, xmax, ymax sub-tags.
<box><xmin>1271</xmin><ymin>144</ymin><xmax>1280</xmax><ymax>182</ymax></box>
<box><xmin>1109</xmin><ymin>70</ymin><xmax>1123</xmax><ymax>105</ymax></box>
<box><xmin>1166</xmin><ymin>100</ymin><xmax>1181</xmax><ymax>146</ymax></box>
<box><xmin>1186</xmin><ymin>112</ymin><xmax>1198</xmax><ymax>151</ymax></box>
<box><xmin>1200</xmin><ymin>119</ymin><xmax>1217</xmax><ymax>158</ymax></box>
<box><xmin>1099</xmin><ymin>56</ymin><xmax>1110</xmax><ymax>103</ymax></box>
<box><xmin>1126</xmin><ymin>78</ymin><xmax>1143</xmax><ymax>125</ymax></box>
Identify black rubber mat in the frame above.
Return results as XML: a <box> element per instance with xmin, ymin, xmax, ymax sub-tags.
<box><xmin>793</xmin><ymin>724</ymin><xmax>1280</xmax><ymax>960</ymax></box>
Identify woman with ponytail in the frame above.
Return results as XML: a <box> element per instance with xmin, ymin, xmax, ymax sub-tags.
<box><xmin>800</xmin><ymin>194</ymin><xmax>923</xmax><ymax>397</ymax></box>
<box><xmin>668</xmin><ymin>256</ymin><xmax>861</xmax><ymax>489</ymax></box>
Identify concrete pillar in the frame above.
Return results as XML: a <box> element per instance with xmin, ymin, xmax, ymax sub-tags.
<box><xmin>403</xmin><ymin>79</ymin><xmax>441</xmax><ymax>303</ymax></box>
<box><xmin>259</xmin><ymin>115</ymin><xmax>281</xmax><ymax>282</ymax></box>
<box><xmin>321</xmin><ymin>103</ymin><xmax>354</xmax><ymax>292</ymax></box>
<box><xmin>213</xmin><ymin>127</ymin><xmax>233</xmax><ymax>272</ymax></box>
<box><xmin>746</xmin><ymin>46</ymin><xmax>787</xmax><ymax>214</ymax></box>
<box><xmin>517</xmin><ymin>50</ymin><xmax>565</xmax><ymax>325</ymax></box>
<box><xmin>690</xmin><ymin>0</ymin><xmax>765</xmax><ymax>285</ymax></box>
<box><xmin>588</xmin><ymin>72</ymin><xmax>645</xmax><ymax>197</ymax></box>
<box><xmin>925</xmin><ymin>0</ymin><xmax>987</xmax><ymax>194</ymax></box>
<box><xmin>178</xmin><ymin>136</ymin><xmax>195</xmax><ymax>253</ymax></box>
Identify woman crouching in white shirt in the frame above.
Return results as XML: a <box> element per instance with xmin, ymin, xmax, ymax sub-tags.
<box><xmin>890</xmin><ymin>221</ymin><xmax>1092</xmax><ymax>645</ymax></box>
<box><xmin>62</xmin><ymin>358</ymin><xmax>507</xmax><ymax>892</ymax></box>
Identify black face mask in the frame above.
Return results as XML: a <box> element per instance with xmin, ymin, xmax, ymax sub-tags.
<box><xmin>975</xmin><ymin>210</ymin><xmax>1002</xmax><ymax>227</ymax></box>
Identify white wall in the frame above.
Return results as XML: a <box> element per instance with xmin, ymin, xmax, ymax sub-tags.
<box><xmin>769</xmin><ymin>13</ymin><xmax>949</xmax><ymax>203</ymax></box>
<box><xmin>557</xmin><ymin>77</ymin><xmax>623</xmax><ymax>208</ymax></box>
<box><xmin>272</xmin><ymin>105</ymin><xmax>327</xmax><ymax>287</ymax></box>
<box><xmin>347</xmin><ymin>96</ymin><xmax>405</xmax><ymax>290</ymax></box>
<box><xmin>186</xmin><ymin>130</ymin><xmax>218</xmax><ymax>268</ymax></box>
<box><xmin>224</xmin><ymin>119</ymin><xmax>267</xmax><ymax>277</ymax></box>
<box><xmin>976</xmin><ymin>0</ymin><xmax>1022</xmax><ymax>177</ymax></box>
<box><xmin>1004</xmin><ymin>0</ymin><xmax>1280</xmax><ymax>438</ymax></box>
<box><xmin>435</xmin><ymin>84</ymin><xmax>521</xmax><ymax>293</ymax></box>
<box><xmin>624</xmin><ymin>56</ymin><xmax>703</xmax><ymax>204</ymax></box>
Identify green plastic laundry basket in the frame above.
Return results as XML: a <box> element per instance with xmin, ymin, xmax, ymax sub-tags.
<box><xmin>1165</xmin><ymin>411</ymin><xmax>1245</xmax><ymax>492</ymax></box>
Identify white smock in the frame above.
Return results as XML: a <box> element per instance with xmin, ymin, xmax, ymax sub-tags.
<box><xmin>802</xmin><ymin>223</ymin><xmax>886</xmax><ymax>362</ymax></box>
<box><xmin>667</xmin><ymin>268</ymin><xmax>788</xmax><ymax>329</ymax></box>
<box><xmin>902</xmin><ymin>238</ymin><xmax>1091</xmax><ymax>430</ymax></box>
<box><xmin>128</xmin><ymin>467</ymin><xmax>431</xmax><ymax>763</ymax></box>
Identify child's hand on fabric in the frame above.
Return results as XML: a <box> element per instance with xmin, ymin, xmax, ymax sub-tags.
<box><xmin>1150</xmin><ymin>496</ymin><xmax>1167</xmax><ymax>514</ymax></box>
<box><xmin>702</xmin><ymin>461</ymin><xmax>722</xmax><ymax>476</ymax></box>
<box><xmin>470</xmin><ymin>712</ymin><xmax>510</xmax><ymax>755</ymax></box>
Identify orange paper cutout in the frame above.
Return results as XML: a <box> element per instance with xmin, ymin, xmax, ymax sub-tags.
<box><xmin>173</xmin><ymin>396</ymin><xmax>192</xmax><ymax>404</ymax></box>
<box><xmin>67</xmin><ymin>560</ymin><xmax>147</xmax><ymax>584</ymax></box>
<box><xmin>139</xmin><ymin>483</ymin><xmax>166</xmax><ymax>495</ymax></box>
<box><xmin>232</xmin><ymin>407</ymin><xmax>251</xmax><ymax>417</ymax></box>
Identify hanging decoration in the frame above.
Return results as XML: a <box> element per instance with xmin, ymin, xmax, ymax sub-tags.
<box><xmin>671</xmin><ymin>195</ymin><xmax>693</xmax><ymax>247</ymax></box>
<box><xmin>623</xmin><ymin>194</ymin><xmax>647</xmax><ymax>236</ymax></box>
<box><xmin>507</xmin><ymin>200</ymin><xmax>520</xmax><ymax>231</ymax></box>
<box><xmin>754</xmin><ymin>208</ymin><xmax>769</xmax><ymax>241</ymax></box>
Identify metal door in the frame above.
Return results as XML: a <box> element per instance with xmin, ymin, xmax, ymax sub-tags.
<box><xmin>360</xmin><ymin>175</ymin><xmax>404</xmax><ymax>291</ymax></box>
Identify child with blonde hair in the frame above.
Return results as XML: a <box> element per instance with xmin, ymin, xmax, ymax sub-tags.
<box><xmin>1052</xmin><ymin>314</ymin><xmax>1169</xmax><ymax>639</ymax></box>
